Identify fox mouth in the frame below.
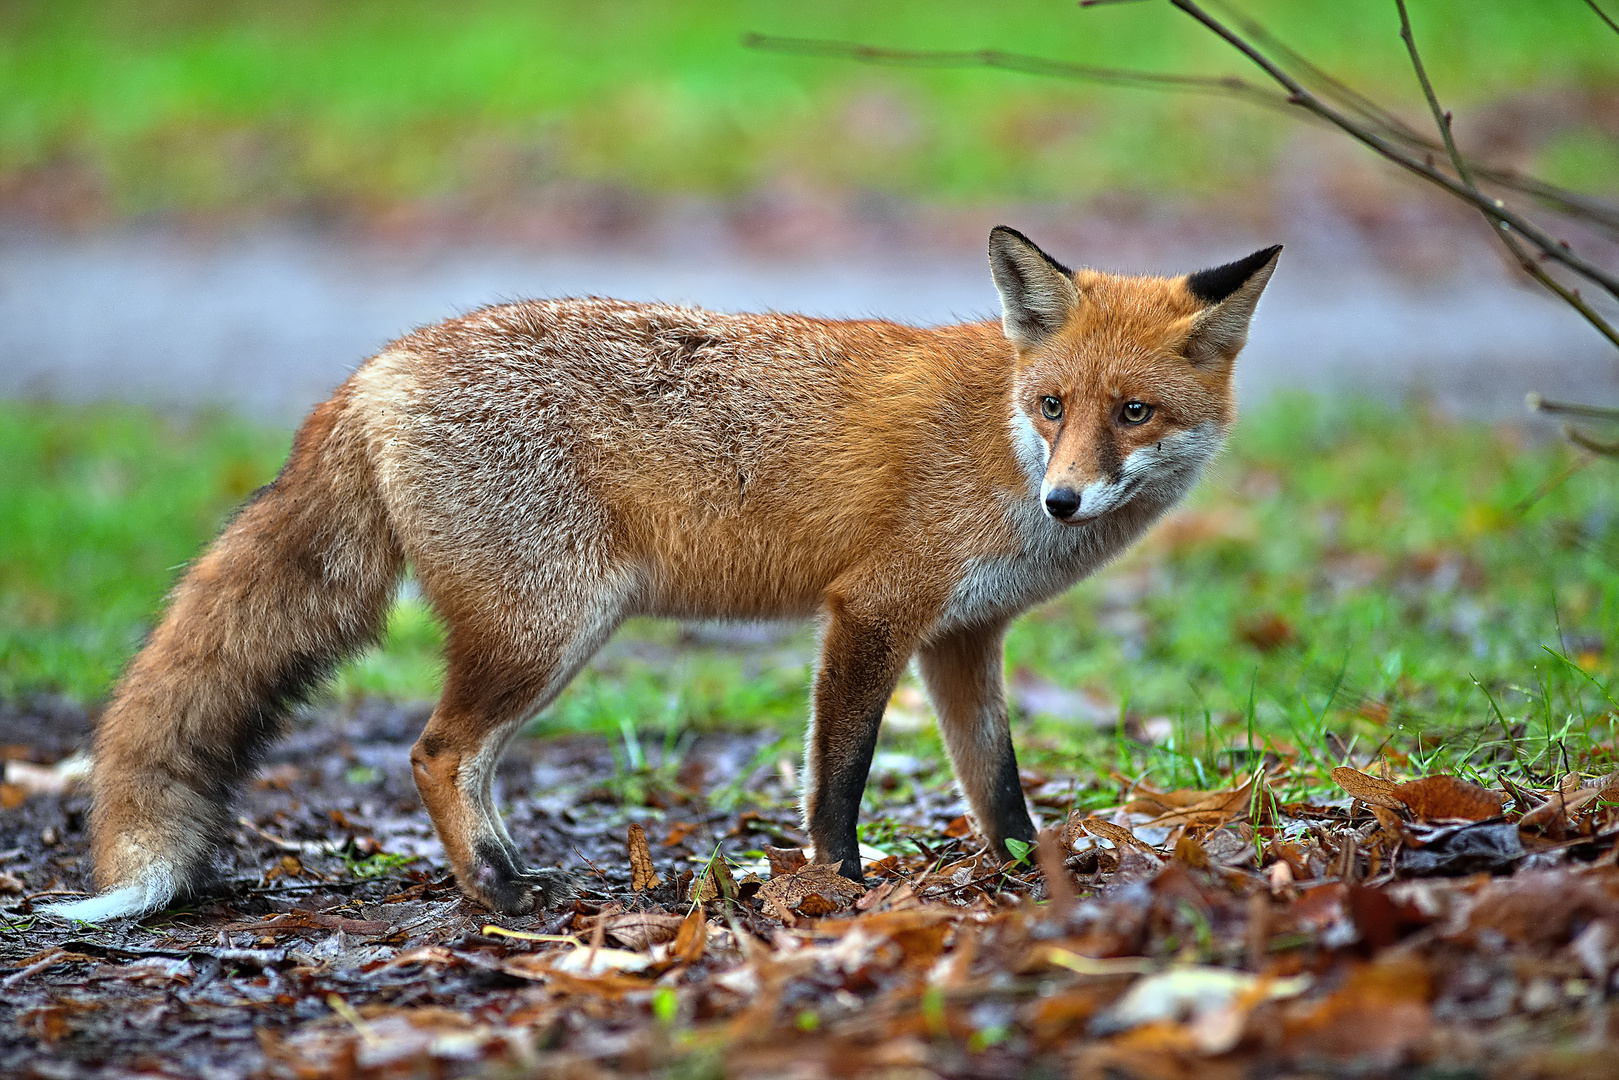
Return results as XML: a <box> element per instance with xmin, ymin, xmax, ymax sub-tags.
<box><xmin>1043</xmin><ymin>477</ymin><xmax>1143</xmax><ymax>524</ymax></box>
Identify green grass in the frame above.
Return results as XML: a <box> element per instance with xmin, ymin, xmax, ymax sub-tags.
<box><xmin>2</xmin><ymin>396</ymin><xmax>1615</xmax><ymax>798</ymax></box>
<box><xmin>1</xmin><ymin>0</ymin><xmax>1615</xmax><ymax>211</ymax></box>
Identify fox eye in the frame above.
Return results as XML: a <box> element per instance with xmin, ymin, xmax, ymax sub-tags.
<box><xmin>1039</xmin><ymin>396</ymin><xmax>1063</xmax><ymax>421</ymax></box>
<box><xmin>1121</xmin><ymin>401</ymin><xmax>1153</xmax><ymax>424</ymax></box>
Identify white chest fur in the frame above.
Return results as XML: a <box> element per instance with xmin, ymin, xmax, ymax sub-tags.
<box><xmin>935</xmin><ymin>489</ymin><xmax>1157</xmax><ymax>634</ymax></box>
<box><xmin>933</xmin><ymin>414</ymin><xmax>1219</xmax><ymax>636</ymax></box>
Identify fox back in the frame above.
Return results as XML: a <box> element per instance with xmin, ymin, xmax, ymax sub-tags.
<box><xmin>49</xmin><ymin>227</ymin><xmax>1278</xmax><ymax>922</ymax></box>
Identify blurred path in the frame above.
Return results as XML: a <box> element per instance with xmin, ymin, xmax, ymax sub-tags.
<box><xmin>2</xmin><ymin>223</ymin><xmax>1614</xmax><ymax>423</ymax></box>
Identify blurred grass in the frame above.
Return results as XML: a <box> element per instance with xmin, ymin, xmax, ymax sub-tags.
<box><xmin>1</xmin><ymin>0</ymin><xmax>1615</xmax><ymax>212</ymax></box>
<box><xmin>2</xmin><ymin>395</ymin><xmax>1614</xmax><ymax>796</ymax></box>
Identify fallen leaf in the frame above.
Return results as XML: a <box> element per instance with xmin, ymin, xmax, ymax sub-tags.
<box><xmin>1330</xmin><ymin>767</ymin><xmax>1404</xmax><ymax>811</ymax></box>
<box><xmin>1127</xmin><ymin>771</ymin><xmax>1274</xmax><ymax>829</ymax></box>
<box><xmin>1281</xmin><ymin>958</ymin><xmax>1431</xmax><ymax>1065</ymax></box>
<box><xmin>1331</xmin><ymin>768</ymin><xmax>1506</xmax><ymax>822</ymax></box>
<box><xmin>697</xmin><ymin>856</ymin><xmax>738</xmax><ymax>902</ymax></box>
<box><xmin>3</xmin><ymin>755</ymin><xmax>89</xmax><ymax>796</ymax></box>
<box><xmin>661</xmin><ymin>822</ymin><xmax>701</xmax><ymax>846</ymax></box>
<box><xmin>1392</xmin><ymin>775</ymin><xmax>1504</xmax><ymax>822</ymax></box>
<box><xmin>1092</xmin><ymin>966</ymin><xmax>1312</xmax><ymax>1054</ymax></box>
<box><xmin>1237</xmin><ymin>611</ymin><xmax>1295</xmax><ymax>651</ymax></box>
<box><xmin>764</xmin><ymin>845</ymin><xmax>807</xmax><ymax>879</ymax></box>
<box><xmin>627</xmin><ymin>824</ymin><xmax>660</xmax><ymax>892</ymax></box>
<box><xmin>757</xmin><ymin>863</ymin><xmax>865</xmax><ymax>920</ymax></box>
<box><xmin>583</xmin><ymin>911</ymin><xmax>684</xmax><ymax>951</ymax></box>
<box><xmin>1079</xmin><ymin>817</ymin><xmax>1157</xmax><ymax>852</ymax></box>
<box><xmin>1396</xmin><ymin>821</ymin><xmax>1524</xmax><ymax>877</ymax></box>
<box><xmin>671</xmin><ymin>905</ymin><xmax>706</xmax><ymax>964</ymax></box>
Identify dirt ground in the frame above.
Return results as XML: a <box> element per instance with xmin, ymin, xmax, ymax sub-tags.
<box><xmin>6</xmin><ymin>697</ymin><xmax>1619</xmax><ymax>1079</ymax></box>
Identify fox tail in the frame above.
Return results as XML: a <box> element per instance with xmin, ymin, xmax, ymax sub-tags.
<box><xmin>45</xmin><ymin>391</ymin><xmax>402</xmax><ymax>922</ymax></box>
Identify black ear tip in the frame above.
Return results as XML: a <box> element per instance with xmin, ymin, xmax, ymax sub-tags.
<box><xmin>1186</xmin><ymin>244</ymin><xmax>1283</xmax><ymax>305</ymax></box>
<box><xmin>989</xmin><ymin>224</ymin><xmax>1033</xmax><ymax>246</ymax></box>
<box><xmin>988</xmin><ymin>225</ymin><xmax>1073</xmax><ymax>276</ymax></box>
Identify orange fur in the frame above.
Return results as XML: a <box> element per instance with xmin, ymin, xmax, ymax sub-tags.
<box><xmin>49</xmin><ymin>229</ymin><xmax>1278</xmax><ymax>921</ymax></box>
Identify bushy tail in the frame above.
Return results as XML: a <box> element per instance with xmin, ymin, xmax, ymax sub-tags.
<box><xmin>45</xmin><ymin>391</ymin><xmax>403</xmax><ymax>922</ymax></box>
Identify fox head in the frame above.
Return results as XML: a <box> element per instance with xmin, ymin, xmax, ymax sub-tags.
<box><xmin>989</xmin><ymin>225</ymin><xmax>1279</xmax><ymax>525</ymax></box>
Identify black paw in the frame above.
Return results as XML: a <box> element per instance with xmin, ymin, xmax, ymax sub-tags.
<box><xmin>516</xmin><ymin>867</ymin><xmax>579</xmax><ymax>909</ymax></box>
<box><xmin>468</xmin><ymin>841</ymin><xmax>578</xmax><ymax>914</ymax></box>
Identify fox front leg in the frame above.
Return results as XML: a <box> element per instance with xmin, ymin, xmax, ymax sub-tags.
<box><xmin>802</xmin><ymin>599</ymin><xmax>921</xmax><ymax>882</ymax></box>
<box><xmin>916</xmin><ymin>621</ymin><xmax>1036</xmax><ymax>860</ymax></box>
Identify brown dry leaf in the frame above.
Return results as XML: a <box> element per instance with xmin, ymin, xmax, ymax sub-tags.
<box><xmin>627</xmin><ymin>824</ymin><xmax>660</xmax><ymax>892</ymax></box>
<box><xmin>764</xmin><ymin>845</ymin><xmax>807</xmax><ymax>879</ymax></box>
<box><xmin>671</xmin><ymin>905</ymin><xmax>706</xmax><ymax>964</ymax></box>
<box><xmin>1130</xmin><ymin>772</ymin><xmax>1273</xmax><ymax>829</ymax></box>
<box><xmin>1080</xmin><ymin>817</ymin><xmax>1157</xmax><ymax>852</ymax></box>
<box><xmin>1280</xmin><ymin>957</ymin><xmax>1431</xmax><ymax>1062</ymax></box>
<box><xmin>1237</xmin><ymin>611</ymin><xmax>1295</xmax><ymax>651</ymax></box>
<box><xmin>943</xmin><ymin>815</ymin><xmax>974</xmax><ymax>839</ymax></box>
<box><xmin>262</xmin><ymin>854</ymin><xmax>305</xmax><ymax>883</ymax></box>
<box><xmin>0</xmin><ymin>783</ymin><xmax>24</xmax><ymax>811</ymax></box>
<box><xmin>586</xmin><ymin>911</ymin><xmax>684</xmax><ymax>951</ymax></box>
<box><xmin>0</xmin><ymin>871</ymin><xmax>23</xmax><ymax>895</ymax></box>
<box><xmin>1393</xmin><ymin>776</ymin><xmax>1504</xmax><ymax>822</ymax></box>
<box><xmin>1330</xmin><ymin>767</ymin><xmax>1405</xmax><ymax>810</ymax></box>
<box><xmin>1519</xmin><ymin>786</ymin><xmax>1605</xmax><ymax>835</ymax></box>
<box><xmin>1059</xmin><ymin>810</ymin><xmax>1089</xmax><ymax>853</ymax></box>
<box><xmin>661</xmin><ymin>821</ymin><xmax>700</xmax><ymax>846</ymax></box>
<box><xmin>1173</xmin><ymin>835</ymin><xmax>1211</xmax><ymax>869</ymax></box>
<box><xmin>697</xmin><ymin>856</ymin><xmax>738</xmax><ymax>902</ymax></box>
<box><xmin>757</xmin><ymin>862</ymin><xmax>866</xmax><ymax>920</ymax></box>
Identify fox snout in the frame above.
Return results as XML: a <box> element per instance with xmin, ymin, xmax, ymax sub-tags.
<box><xmin>1041</xmin><ymin>480</ymin><xmax>1117</xmax><ymax>525</ymax></box>
<box><xmin>1043</xmin><ymin>486</ymin><xmax>1082</xmax><ymax>521</ymax></box>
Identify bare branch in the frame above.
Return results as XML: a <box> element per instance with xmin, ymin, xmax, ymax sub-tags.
<box><xmin>1527</xmin><ymin>395</ymin><xmax>1619</xmax><ymax>422</ymax></box>
<box><xmin>1564</xmin><ymin>425</ymin><xmax>1619</xmax><ymax>457</ymax></box>
<box><xmin>1395</xmin><ymin>0</ymin><xmax>1619</xmax><ymax>351</ymax></box>
<box><xmin>741</xmin><ymin>34</ymin><xmax>1287</xmax><ymax>110</ymax></box>
<box><xmin>1586</xmin><ymin>0</ymin><xmax>1619</xmax><ymax>37</ymax></box>
<box><xmin>1528</xmin><ymin>397</ymin><xmax>1619</xmax><ymax>459</ymax></box>
<box><xmin>744</xmin><ymin>26</ymin><xmax>1619</xmax><ymax>239</ymax></box>
<box><xmin>1199</xmin><ymin>1</ymin><xmax>1619</xmax><ymax>235</ymax></box>
<box><xmin>1165</xmin><ymin>0</ymin><xmax>1619</xmax><ymax>304</ymax></box>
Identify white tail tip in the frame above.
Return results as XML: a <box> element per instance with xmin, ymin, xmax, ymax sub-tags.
<box><xmin>40</xmin><ymin>866</ymin><xmax>178</xmax><ymax>923</ymax></box>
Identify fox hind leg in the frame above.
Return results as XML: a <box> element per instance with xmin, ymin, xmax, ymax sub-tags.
<box><xmin>410</xmin><ymin>595</ymin><xmax>621</xmax><ymax>914</ymax></box>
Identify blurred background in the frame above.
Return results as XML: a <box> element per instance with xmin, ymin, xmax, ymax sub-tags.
<box><xmin>2</xmin><ymin>0</ymin><xmax>1616</xmax><ymax>785</ymax></box>
<box><xmin>3</xmin><ymin>0</ymin><xmax>1616</xmax><ymax>417</ymax></box>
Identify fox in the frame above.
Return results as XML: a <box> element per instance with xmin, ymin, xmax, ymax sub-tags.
<box><xmin>45</xmin><ymin>227</ymin><xmax>1278</xmax><ymax>922</ymax></box>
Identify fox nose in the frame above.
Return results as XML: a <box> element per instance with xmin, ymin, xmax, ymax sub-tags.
<box><xmin>1044</xmin><ymin>487</ymin><xmax>1081</xmax><ymax>520</ymax></box>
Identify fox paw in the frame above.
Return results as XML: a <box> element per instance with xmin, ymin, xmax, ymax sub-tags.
<box><xmin>467</xmin><ymin>843</ymin><xmax>578</xmax><ymax>914</ymax></box>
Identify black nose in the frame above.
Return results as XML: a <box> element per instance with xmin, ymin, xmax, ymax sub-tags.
<box><xmin>1044</xmin><ymin>487</ymin><xmax>1081</xmax><ymax>519</ymax></box>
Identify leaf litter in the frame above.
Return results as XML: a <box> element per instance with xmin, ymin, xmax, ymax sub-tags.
<box><xmin>6</xmin><ymin>700</ymin><xmax>1619</xmax><ymax>1077</ymax></box>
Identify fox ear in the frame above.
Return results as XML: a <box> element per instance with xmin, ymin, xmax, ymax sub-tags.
<box><xmin>989</xmin><ymin>226</ymin><xmax>1079</xmax><ymax>349</ymax></box>
<box><xmin>1182</xmin><ymin>245</ymin><xmax>1281</xmax><ymax>366</ymax></box>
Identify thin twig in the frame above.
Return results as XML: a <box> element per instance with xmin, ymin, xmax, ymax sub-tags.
<box><xmin>1586</xmin><ymin>0</ymin><xmax>1619</xmax><ymax>37</ymax></box>
<box><xmin>1394</xmin><ymin>0</ymin><xmax>1619</xmax><ymax>353</ymax></box>
<box><xmin>1527</xmin><ymin>395</ymin><xmax>1619</xmax><ymax>422</ymax></box>
<box><xmin>743</xmin><ymin>34</ymin><xmax>1286</xmax><ymax>110</ymax></box>
<box><xmin>1165</xmin><ymin>0</ymin><xmax>1619</xmax><ymax>304</ymax></box>
<box><xmin>745</xmin><ymin>26</ymin><xmax>1619</xmax><ymax>238</ymax></box>
<box><xmin>1203</xmin><ymin>0</ymin><xmax>1619</xmax><ymax>235</ymax></box>
<box><xmin>1565</xmin><ymin>425</ymin><xmax>1619</xmax><ymax>456</ymax></box>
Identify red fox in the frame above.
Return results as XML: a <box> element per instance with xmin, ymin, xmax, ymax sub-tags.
<box><xmin>47</xmin><ymin>228</ymin><xmax>1277</xmax><ymax>921</ymax></box>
